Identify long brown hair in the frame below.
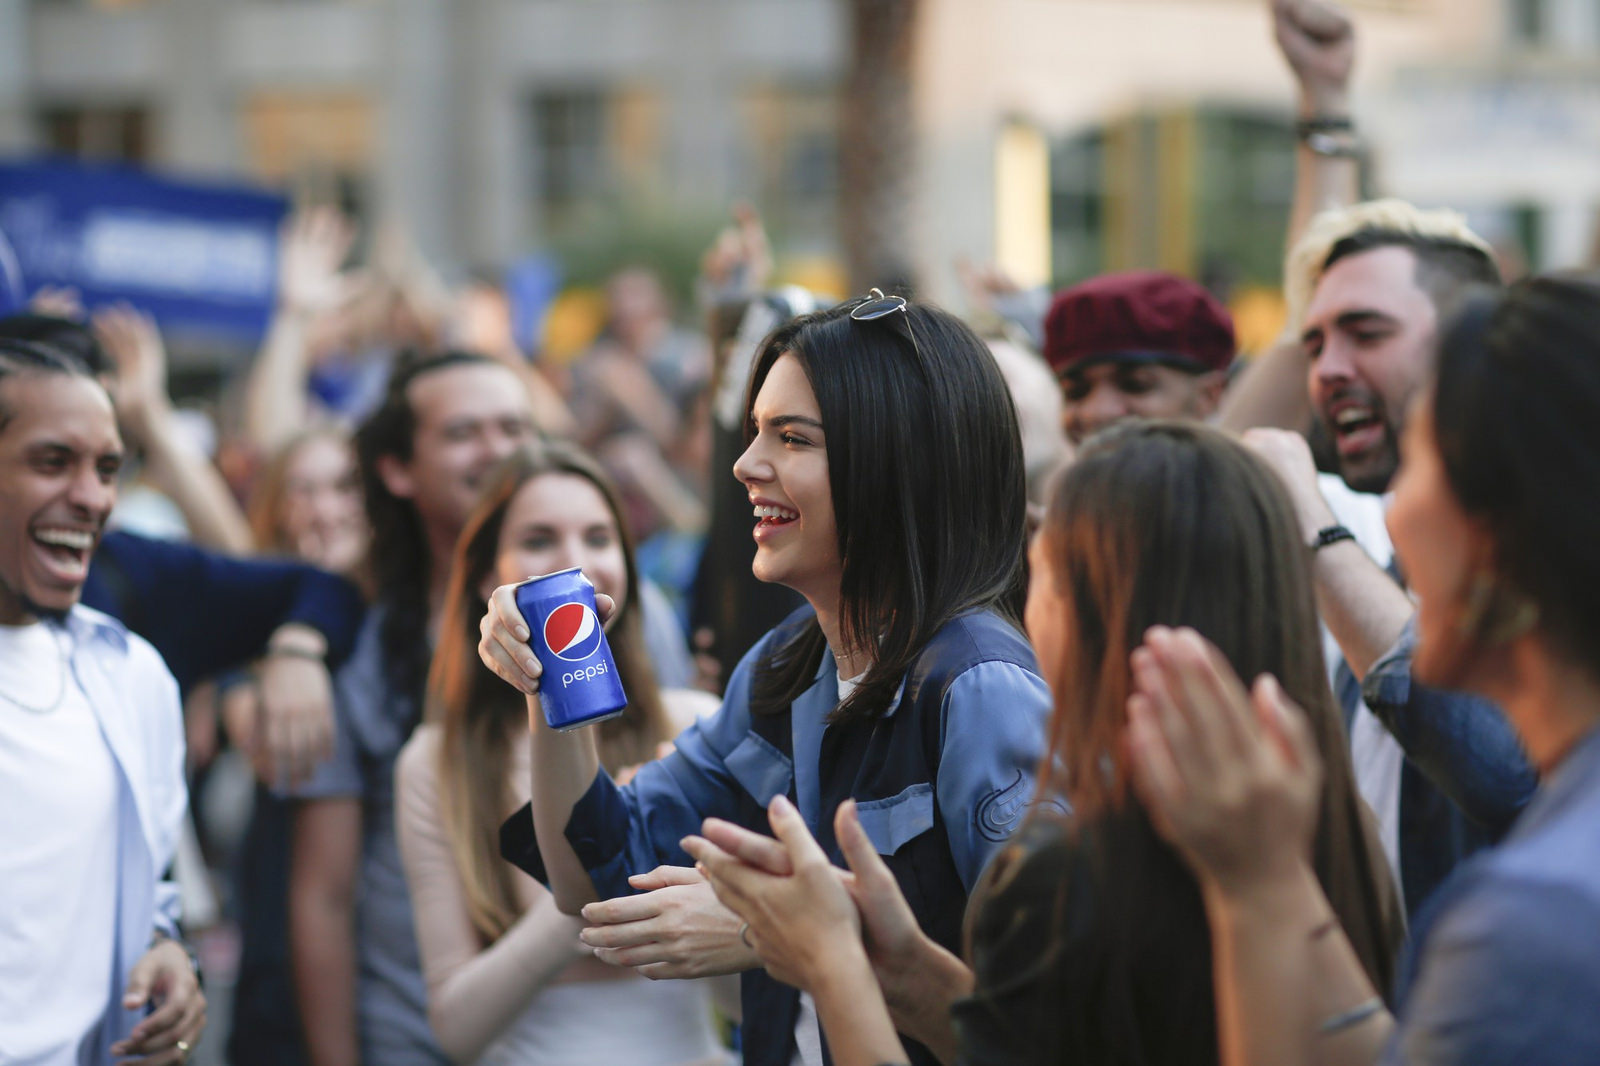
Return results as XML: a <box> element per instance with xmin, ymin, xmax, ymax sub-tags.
<box><xmin>247</xmin><ymin>426</ymin><xmax>374</xmax><ymax>593</ymax></box>
<box><xmin>1031</xmin><ymin>421</ymin><xmax>1397</xmax><ymax>1005</ymax></box>
<box><xmin>428</xmin><ymin>440</ymin><xmax>675</xmax><ymax>943</ymax></box>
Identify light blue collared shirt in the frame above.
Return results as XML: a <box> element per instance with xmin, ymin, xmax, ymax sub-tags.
<box><xmin>49</xmin><ymin>606</ymin><xmax>186</xmax><ymax>1066</ymax></box>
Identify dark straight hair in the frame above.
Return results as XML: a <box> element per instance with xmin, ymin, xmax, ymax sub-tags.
<box><xmin>0</xmin><ymin>337</ymin><xmax>99</xmax><ymax>432</ymax></box>
<box><xmin>0</xmin><ymin>315</ymin><xmax>109</xmax><ymax>376</ymax></box>
<box><xmin>354</xmin><ymin>348</ymin><xmax>507</xmax><ymax>706</ymax></box>
<box><xmin>1433</xmin><ymin>273</ymin><xmax>1600</xmax><ymax>667</ymax></box>
<box><xmin>745</xmin><ymin>297</ymin><xmax>1029</xmax><ymax>723</ymax></box>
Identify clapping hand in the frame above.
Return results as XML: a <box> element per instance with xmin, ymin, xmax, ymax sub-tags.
<box><xmin>683</xmin><ymin>795</ymin><xmax>861</xmax><ymax>991</ymax></box>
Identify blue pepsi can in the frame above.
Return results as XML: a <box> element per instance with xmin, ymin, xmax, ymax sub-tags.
<box><xmin>514</xmin><ymin>567</ymin><xmax>628</xmax><ymax>731</ymax></box>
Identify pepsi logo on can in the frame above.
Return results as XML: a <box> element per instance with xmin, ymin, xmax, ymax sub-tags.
<box><xmin>544</xmin><ymin>602</ymin><xmax>603</xmax><ymax>661</ymax></box>
<box><xmin>514</xmin><ymin>567</ymin><xmax>628</xmax><ymax>731</ymax></box>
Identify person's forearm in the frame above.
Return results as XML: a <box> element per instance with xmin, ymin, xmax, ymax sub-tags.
<box><xmin>809</xmin><ymin>943</ymin><xmax>912</xmax><ymax>1066</ymax></box>
<box><xmin>246</xmin><ymin>309</ymin><xmax>315</xmax><ymax>455</ymax></box>
<box><xmin>608</xmin><ymin>441</ymin><xmax>708</xmax><ymax>533</ymax></box>
<box><xmin>527</xmin><ymin>695</ymin><xmax>606</xmax><ymax>914</ymax></box>
<box><xmin>136</xmin><ymin>412</ymin><xmax>255</xmax><ymax>555</ymax></box>
<box><xmin>1312</xmin><ymin>541</ymin><xmax>1413</xmax><ymax>680</ymax></box>
<box><xmin>518</xmin><ymin>364</ymin><xmax>579</xmax><ymax>440</ymax></box>
<box><xmin>879</xmin><ymin>935</ymin><xmax>971</xmax><ymax>1065</ymax></box>
<box><xmin>290</xmin><ymin>883</ymin><xmax>360</xmax><ymax>1066</ymax></box>
<box><xmin>1220</xmin><ymin>82</ymin><xmax>1358</xmax><ymax>438</ymax></box>
<box><xmin>1217</xmin><ymin>337</ymin><xmax>1314</xmax><ymax>435</ymax></box>
<box><xmin>1203</xmin><ymin>863</ymin><xmax>1391</xmax><ymax>1066</ymax></box>
<box><xmin>428</xmin><ymin>897</ymin><xmax>585</xmax><ymax>1064</ymax></box>
<box><xmin>1362</xmin><ymin>635</ymin><xmax>1536</xmax><ymax>831</ymax></box>
<box><xmin>1287</xmin><ymin>83</ymin><xmax>1359</xmax><ymax>255</ymax></box>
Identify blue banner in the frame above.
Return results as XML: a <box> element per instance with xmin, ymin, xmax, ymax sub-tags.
<box><xmin>0</xmin><ymin>158</ymin><xmax>288</xmax><ymax>346</ymax></box>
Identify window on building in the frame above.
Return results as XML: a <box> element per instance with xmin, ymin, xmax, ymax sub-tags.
<box><xmin>36</xmin><ymin>106</ymin><xmax>150</xmax><ymax>163</ymax></box>
<box><xmin>1510</xmin><ymin>0</ymin><xmax>1546</xmax><ymax>44</ymax></box>
<box><xmin>1049</xmin><ymin>128</ymin><xmax>1106</xmax><ymax>285</ymax></box>
<box><xmin>532</xmin><ymin>89</ymin><xmax>610</xmax><ymax>222</ymax></box>
<box><xmin>1511</xmin><ymin>201</ymin><xmax>1543</xmax><ymax>272</ymax></box>
<box><xmin>241</xmin><ymin>92</ymin><xmax>374</xmax><ymax>228</ymax></box>
<box><xmin>1194</xmin><ymin>108</ymin><xmax>1297</xmax><ymax>289</ymax></box>
<box><xmin>1050</xmin><ymin>107</ymin><xmax>1309</xmax><ymax>294</ymax></box>
<box><xmin>738</xmin><ymin>83</ymin><xmax>839</xmax><ymax>251</ymax></box>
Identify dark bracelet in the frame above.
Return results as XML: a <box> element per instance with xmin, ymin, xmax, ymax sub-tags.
<box><xmin>1308</xmin><ymin>524</ymin><xmax>1357</xmax><ymax>552</ymax></box>
<box><xmin>264</xmin><ymin>643</ymin><xmax>326</xmax><ymax>663</ymax></box>
<box><xmin>1296</xmin><ymin>115</ymin><xmax>1354</xmax><ymax>136</ymax></box>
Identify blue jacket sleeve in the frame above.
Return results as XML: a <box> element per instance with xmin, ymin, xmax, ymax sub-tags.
<box><xmin>935</xmin><ymin>661</ymin><xmax>1054</xmax><ymax>891</ymax></box>
<box><xmin>503</xmin><ymin>629</ymin><xmax>784</xmax><ymax>899</ymax></box>
<box><xmin>1361</xmin><ymin>618</ymin><xmax>1536</xmax><ymax>833</ymax></box>
<box><xmin>85</xmin><ymin>531</ymin><xmax>365</xmax><ymax>693</ymax></box>
<box><xmin>1383</xmin><ymin>876</ymin><xmax>1600</xmax><ymax>1066</ymax></box>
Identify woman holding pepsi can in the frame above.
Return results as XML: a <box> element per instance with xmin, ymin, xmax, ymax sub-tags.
<box><xmin>481</xmin><ymin>292</ymin><xmax>1052</xmax><ymax>1066</ymax></box>
<box><xmin>396</xmin><ymin>440</ymin><xmax>730</xmax><ymax>1066</ymax></box>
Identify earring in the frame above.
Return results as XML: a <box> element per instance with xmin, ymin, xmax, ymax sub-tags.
<box><xmin>1457</xmin><ymin>573</ymin><xmax>1540</xmax><ymax>645</ymax></box>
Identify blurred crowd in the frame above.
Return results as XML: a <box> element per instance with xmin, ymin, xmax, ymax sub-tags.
<box><xmin>5</xmin><ymin>3</ymin><xmax>1600</xmax><ymax>1066</ymax></box>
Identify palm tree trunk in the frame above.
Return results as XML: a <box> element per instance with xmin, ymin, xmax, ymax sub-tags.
<box><xmin>840</xmin><ymin>0</ymin><xmax>921</xmax><ymax>295</ymax></box>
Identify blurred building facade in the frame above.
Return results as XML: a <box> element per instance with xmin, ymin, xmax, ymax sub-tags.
<box><xmin>4</xmin><ymin>0</ymin><xmax>1596</xmax><ymax>303</ymax></box>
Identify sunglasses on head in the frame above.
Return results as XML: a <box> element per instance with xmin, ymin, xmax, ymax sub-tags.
<box><xmin>849</xmin><ymin>287</ymin><xmax>921</xmax><ymax>361</ymax></box>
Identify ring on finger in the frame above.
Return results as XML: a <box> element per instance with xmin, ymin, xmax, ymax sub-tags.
<box><xmin>176</xmin><ymin>1039</ymin><xmax>191</xmax><ymax>1059</ymax></box>
<box><xmin>738</xmin><ymin>921</ymin><xmax>753</xmax><ymax>949</ymax></box>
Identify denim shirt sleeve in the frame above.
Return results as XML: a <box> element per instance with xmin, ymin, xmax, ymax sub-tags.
<box><xmin>935</xmin><ymin>661</ymin><xmax>1053</xmax><ymax>891</ymax></box>
<box><xmin>1383</xmin><ymin>875</ymin><xmax>1600</xmax><ymax>1066</ymax></box>
<box><xmin>1361</xmin><ymin>617</ymin><xmax>1537</xmax><ymax>833</ymax></box>
<box><xmin>513</xmin><ymin>630</ymin><xmax>785</xmax><ymax>899</ymax></box>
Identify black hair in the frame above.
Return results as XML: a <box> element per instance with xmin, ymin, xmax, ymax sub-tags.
<box><xmin>0</xmin><ymin>314</ymin><xmax>110</xmax><ymax>376</ymax></box>
<box><xmin>354</xmin><ymin>348</ymin><xmax>505</xmax><ymax>706</ymax></box>
<box><xmin>1323</xmin><ymin>228</ymin><xmax>1503</xmax><ymax>318</ymax></box>
<box><xmin>745</xmin><ymin>297</ymin><xmax>1029</xmax><ymax>724</ymax></box>
<box><xmin>0</xmin><ymin>338</ymin><xmax>98</xmax><ymax>433</ymax></box>
<box><xmin>1433</xmin><ymin>273</ymin><xmax>1600</xmax><ymax>666</ymax></box>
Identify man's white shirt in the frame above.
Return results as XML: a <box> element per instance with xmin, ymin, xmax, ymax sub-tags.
<box><xmin>1317</xmin><ymin>473</ymin><xmax>1407</xmax><ymax>898</ymax></box>
<box><xmin>0</xmin><ymin>608</ymin><xmax>186</xmax><ymax>1066</ymax></box>
<box><xmin>0</xmin><ymin>621</ymin><xmax>119</xmax><ymax>1065</ymax></box>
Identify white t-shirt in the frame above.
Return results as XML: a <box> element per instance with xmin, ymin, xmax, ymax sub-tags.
<box><xmin>0</xmin><ymin>621</ymin><xmax>119</xmax><ymax>1065</ymax></box>
<box><xmin>1318</xmin><ymin>473</ymin><xmax>1406</xmax><ymax>895</ymax></box>
<box><xmin>788</xmin><ymin>670</ymin><xmax>867</xmax><ymax>1066</ymax></box>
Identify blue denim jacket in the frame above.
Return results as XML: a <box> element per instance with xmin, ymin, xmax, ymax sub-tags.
<box><xmin>502</xmin><ymin>606</ymin><xmax>1052</xmax><ymax>1066</ymax></box>
<box><xmin>1361</xmin><ymin>617</ymin><xmax>1538</xmax><ymax>916</ymax></box>
<box><xmin>1382</xmin><ymin>726</ymin><xmax>1600</xmax><ymax>1064</ymax></box>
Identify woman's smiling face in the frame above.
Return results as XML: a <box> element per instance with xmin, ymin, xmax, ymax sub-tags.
<box><xmin>494</xmin><ymin>472</ymin><xmax>628</xmax><ymax>618</ymax></box>
<box><xmin>733</xmin><ymin>352</ymin><xmax>841</xmax><ymax>607</ymax></box>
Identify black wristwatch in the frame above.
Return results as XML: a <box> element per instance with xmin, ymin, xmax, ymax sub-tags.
<box><xmin>1309</xmin><ymin>524</ymin><xmax>1357</xmax><ymax>552</ymax></box>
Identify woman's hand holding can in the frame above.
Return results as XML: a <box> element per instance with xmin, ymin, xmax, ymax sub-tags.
<box><xmin>478</xmin><ymin>581</ymin><xmax>616</xmax><ymax>696</ymax></box>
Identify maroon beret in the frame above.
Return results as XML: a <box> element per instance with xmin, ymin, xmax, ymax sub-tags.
<box><xmin>1043</xmin><ymin>271</ymin><xmax>1235</xmax><ymax>375</ymax></box>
